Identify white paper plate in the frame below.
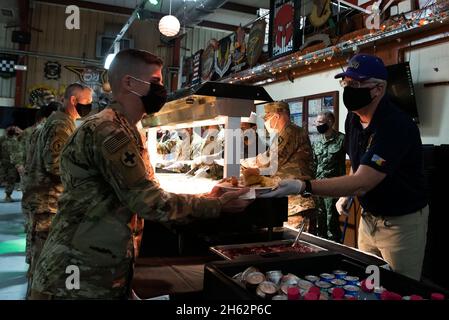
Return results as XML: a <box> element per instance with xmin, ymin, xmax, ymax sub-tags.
<box><xmin>216</xmin><ymin>181</ymin><xmax>275</xmax><ymax>198</ymax></box>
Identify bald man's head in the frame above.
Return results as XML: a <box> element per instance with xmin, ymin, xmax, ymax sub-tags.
<box><xmin>108</xmin><ymin>49</ymin><xmax>163</xmax><ymax>93</ymax></box>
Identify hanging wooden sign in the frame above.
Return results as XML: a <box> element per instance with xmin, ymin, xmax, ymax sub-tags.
<box><xmin>180</xmin><ymin>56</ymin><xmax>193</xmax><ymax>88</ymax></box>
<box><xmin>215</xmin><ymin>36</ymin><xmax>233</xmax><ymax>78</ymax></box>
<box><xmin>201</xmin><ymin>40</ymin><xmax>217</xmax><ymax>82</ymax></box>
<box><xmin>231</xmin><ymin>26</ymin><xmax>247</xmax><ymax>72</ymax></box>
<box><xmin>44</xmin><ymin>61</ymin><xmax>61</xmax><ymax>80</ymax></box>
<box><xmin>246</xmin><ymin>19</ymin><xmax>266</xmax><ymax>67</ymax></box>
<box><xmin>191</xmin><ymin>49</ymin><xmax>203</xmax><ymax>86</ymax></box>
<box><xmin>268</xmin><ymin>0</ymin><xmax>302</xmax><ymax>59</ymax></box>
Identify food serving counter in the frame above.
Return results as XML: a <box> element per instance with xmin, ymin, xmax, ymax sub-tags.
<box><xmin>133</xmin><ymin>82</ymin><xmax>447</xmax><ymax>301</ymax></box>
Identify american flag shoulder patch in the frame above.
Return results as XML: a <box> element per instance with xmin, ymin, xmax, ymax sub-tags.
<box><xmin>371</xmin><ymin>154</ymin><xmax>386</xmax><ymax>167</ymax></box>
<box><xmin>104</xmin><ymin>131</ymin><xmax>130</xmax><ymax>154</ymax></box>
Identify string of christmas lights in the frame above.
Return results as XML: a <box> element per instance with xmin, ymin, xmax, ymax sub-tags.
<box><xmin>221</xmin><ymin>2</ymin><xmax>448</xmax><ymax>85</ymax></box>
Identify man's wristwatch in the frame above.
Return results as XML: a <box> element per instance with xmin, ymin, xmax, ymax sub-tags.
<box><xmin>301</xmin><ymin>180</ymin><xmax>313</xmax><ymax>198</ymax></box>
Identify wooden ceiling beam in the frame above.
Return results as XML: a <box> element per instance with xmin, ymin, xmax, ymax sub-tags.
<box><xmin>220</xmin><ymin>2</ymin><xmax>260</xmax><ymax>15</ymax></box>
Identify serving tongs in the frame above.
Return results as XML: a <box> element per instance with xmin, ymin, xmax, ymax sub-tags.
<box><xmin>291</xmin><ymin>220</ymin><xmax>306</xmax><ymax>247</ymax></box>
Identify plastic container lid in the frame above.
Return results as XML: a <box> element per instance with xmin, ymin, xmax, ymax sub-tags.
<box><xmin>246</xmin><ymin>272</ymin><xmax>265</xmax><ymax>285</ymax></box>
<box><xmin>308</xmin><ymin>286</ymin><xmax>321</xmax><ymax>295</ymax></box>
<box><xmin>332</xmin><ymin>287</ymin><xmax>346</xmax><ymax>300</ymax></box>
<box><xmin>431</xmin><ymin>293</ymin><xmax>445</xmax><ymax>300</ymax></box>
<box><xmin>381</xmin><ymin>291</ymin><xmax>402</xmax><ymax>300</ymax></box>
<box><xmin>304</xmin><ymin>292</ymin><xmax>319</xmax><ymax>300</ymax></box>
<box><xmin>287</xmin><ymin>287</ymin><xmax>300</xmax><ymax>300</ymax></box>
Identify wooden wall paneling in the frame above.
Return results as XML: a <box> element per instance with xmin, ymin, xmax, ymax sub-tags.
<box><xmin>95</xmin><ymin>9</ymin><xmax>105</xmax><ymax>59</ymax></box>
<box><xmin>59</xmin><ymin>4</ymin><xmax>70</xmax><ymax>57</ymax></box>
<box><xmin>26</xmin><ymin>2</ymin><xmax>40</xmax><ymax>100</ymax></box>
<box><xmin>19</xmin><ymin>2</ymin><xmax>179</xmax><ymax>102</ymax></box>
<box><xmin>0</xmin><ymin>23</ymin><xmax>16</xmax><ymax>99</ymax></box>
<box><xmin>47</xmin><ymin>5</ymin><xmax>56</xmax><ymax>57</ymax></box>
<box><xmin>199</xmin><ymin>29</ymin><xmax>206</xmax><ymax>54</ymax></box>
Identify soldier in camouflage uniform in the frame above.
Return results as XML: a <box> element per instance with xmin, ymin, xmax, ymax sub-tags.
<box><xmin>156</xmin><ymin>130</ymin><xmax>180</xmax><ymax>159</ymax></box>
<box><xmin>25</xmin><ymin>84</ymin><xmax>92</xmax><ymax>297</ymax></box>
<box><xmin>160</xmin><ymin>128</ymin><xmax>204</xmax><ymax>172</ymax></box>
<box><xmin>30</xmin><ymin>49</ymin><xmax>249</xmax><ymax>299</ymax></box>
<box><xmin>0</xmin><ymin>127</ymin><xmax>20</xmax><ymax>202</ymax></box>
<box><xmin>244</xmin><ymin>102</ymin><xmax>316</xmax><ymax>229</ymax></box>
<box><xmin>190</xmin><ymin>125</ymin><xmax>225</xmax><ymax>179</ymax></box>
<box><xmin>20</xmin><ymin>102</ymin><xmax>59</xmax><ymax>293</ymax></box>
<box><xmin>11</xmin><ymin>92</ymin><xmax>56</xmax><ymax>184</ymax></box>
<box><xmin>313</xmin><ymin>112</ymin><xmax>346</xmax><ymax>242</ymax></box>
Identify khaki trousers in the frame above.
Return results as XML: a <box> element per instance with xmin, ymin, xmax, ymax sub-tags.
<box><xmin>358</xmin><ymin>206</ymin><xmax>429</xmax><ymax>281</ymax></box>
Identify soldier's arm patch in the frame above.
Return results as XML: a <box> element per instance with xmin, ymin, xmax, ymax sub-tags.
<box><xmin>104</xmin><ymin>131</ymin><xmax>130</xmax><ymax>154</ymax></box>
<box><xmin>51</xmin><ymin>138</ymin><xmax>64</xmax><ymax>153</ymax></box>
<box><xmin>121</xmin><ymin>150</ymin><xmax>137</xmax><ymax>167</ymax></box>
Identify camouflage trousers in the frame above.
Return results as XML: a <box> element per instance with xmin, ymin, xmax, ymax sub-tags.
<box><xmin>0</xmin><ymin>164</ymin><xmax>18</xmax><ymax>196</ymax></box>
<box><xmin>286</xmin><ymin>195</ymin><xmax>317</xmax><ymax>232</ymax></box>
<box><xmin>23</xmin><ymin>210</ymin><xmax>32</xmax><ymax>265</ymax></box>
<box><xmin>315</xmin><ymin>197</ymin><xmax>342</xmax><ymax>242</ymax></box>
<box><xmin>27</xmin><ymin>212</ymin><xmax>53</xmax><ymax>299</ymax></box>
<box><xmin>286</xmin><ymin>209</ymin><xmax>317</xmax><ymax>232</ymax></box>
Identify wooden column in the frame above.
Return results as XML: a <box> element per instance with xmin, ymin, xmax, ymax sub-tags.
<box><xmin>14</xmin><ymin>0</ymin><xmax>30</xmax><ymax>108</ymax></box>
<box><xmin>171</xmin><ymin>37</ymin><xmax>181</xmax><ymax>92</ymax></box>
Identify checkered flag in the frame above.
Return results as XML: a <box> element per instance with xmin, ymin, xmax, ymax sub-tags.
<box><xmin>0</xmin><ymin>54</ymin><xmax>18</xmax><ymax>78</ymax></box>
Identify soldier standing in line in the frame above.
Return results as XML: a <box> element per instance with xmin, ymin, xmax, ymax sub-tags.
<box><xmin>30</xmin><ymin>49</ymin><xmax>250</xmax><ymax>299</ymax></box>
<box><xmin>0</xmin><ymin>126</ymin><xmax>20</xmax><ymax>202</ymax></box>
<box><xmin>313</xmin><ymin>111</ymin><xmax>346</xmax><ymax>242</ymax></box>
<box><xmin>20</xmin><ymin>102</ymin><xmax>59</xmax><ymax>296</ymax></box>
<box><xmin>25</xmin><ymin>84</ymin><xmax>92</xmax><ymax>297</ymax></box>
<box><xmin>12</xmin><ymin>91</ymin><xmax>56</xmax><ymax>184</ymax></box>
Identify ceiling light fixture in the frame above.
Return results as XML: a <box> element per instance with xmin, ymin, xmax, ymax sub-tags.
<box><xmin>158</xmin><ymin>0</ymin><xmax>180</xmax><ymax>37</ymax></box>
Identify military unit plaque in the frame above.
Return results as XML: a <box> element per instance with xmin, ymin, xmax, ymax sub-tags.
<box><xmin>246</xmin><ymin>20</ymin><xmax>266</xmax><ymax>68</ymax></box>
<box><xmin>201</xmin><ymin>41</ymin><xmax>216</xmax><ymax>82</ymax></box>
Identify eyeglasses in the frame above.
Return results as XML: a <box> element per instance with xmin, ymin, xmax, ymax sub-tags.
<box><xmin>263</xmin><ymin>113</ymin><xmax>272</xmax><ymax>121</ymax></box>
<box><xmin>339</xmin><ymin>79</ymin><xmax>384</xmax><ymax>89</ymax></box>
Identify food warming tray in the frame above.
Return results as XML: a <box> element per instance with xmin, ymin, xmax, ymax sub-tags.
<box><xmin>210</xmin><ymin>239</ymin><xmax>327</xmax><ymax>260</ymax></box>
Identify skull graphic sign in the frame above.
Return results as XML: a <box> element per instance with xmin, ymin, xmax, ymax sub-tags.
<box><xmin>269</xmin><ymin>0</ymin><xmax>302</xmax><ymax>59</ymax></box>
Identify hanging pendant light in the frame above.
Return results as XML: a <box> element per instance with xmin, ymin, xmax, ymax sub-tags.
<box><xmin>159</xmin><ymin>0</ymin><xmax>180</xmax><ymax>37</ymax></box>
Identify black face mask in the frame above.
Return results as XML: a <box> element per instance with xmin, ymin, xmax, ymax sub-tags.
<box><xmin>140</xmin><ymin>82</ymin><xmax>167</xmax><ymax>115</ymax></box>
<box><xmin>75</xmin><ymin>103</ymin><xmax>92</xmax><ymax>117</ymax></box>
<box><xmin>343</xmin><ymin>86</ymin><xmax>374</xmax><ymax>111</ymax></box>
<box><xmin>317</xmin><ymin>123</ymin><xmax>329</xmax><ymax>134</ymax></box>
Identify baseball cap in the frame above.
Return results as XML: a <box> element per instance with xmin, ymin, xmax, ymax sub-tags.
<box><xmin>242</xmin><ymin>112</ymin><xmax>258</xmax><ymax>124</ymax></box>
<box><xmin>264</xmin><ymin>101</ymin><xmax>290</xmax><ymax>114</ymax></box>
<box><xmin>335</xmin><ymin>54</ymin><xmax>388</xmax><ymax>81</ymax></box>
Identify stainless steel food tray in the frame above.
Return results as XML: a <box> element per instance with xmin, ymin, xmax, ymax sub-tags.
<box><xmin>210</xmin><ymin>239</ymin><xmax>327</xmax><ymax>260</ymax></box>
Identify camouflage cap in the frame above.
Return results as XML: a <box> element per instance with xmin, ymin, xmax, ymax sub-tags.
<box><xmin>264</xmin><ymin>101</ymin><xmax>289</xmax><ymax>114</ymax></box>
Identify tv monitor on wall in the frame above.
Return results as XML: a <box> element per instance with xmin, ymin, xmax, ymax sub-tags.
<box><xmin>386</xmin><ymin>62</ymin><xmax>419</xmax><ymax>123</ymax></box>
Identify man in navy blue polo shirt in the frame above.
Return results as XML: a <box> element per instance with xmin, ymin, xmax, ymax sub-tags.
<box><xmin>261</xmin><ymin>54</ymin><xmax>428</xmax><ymax>280</ymax></box>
